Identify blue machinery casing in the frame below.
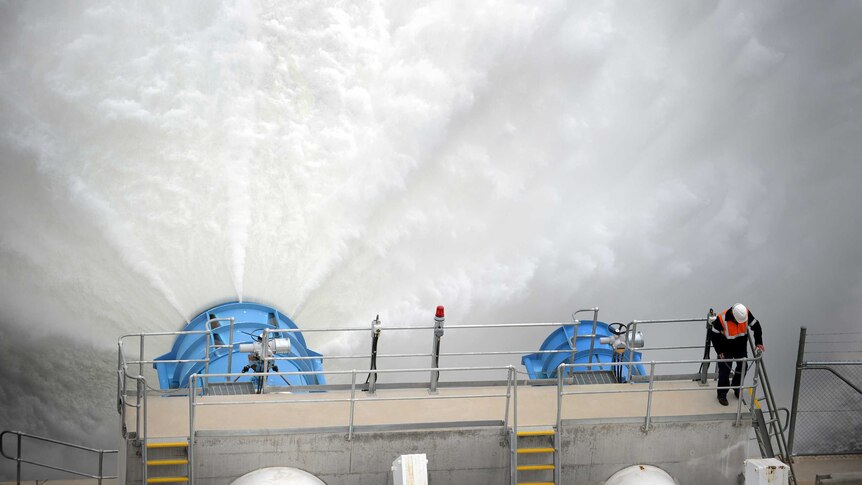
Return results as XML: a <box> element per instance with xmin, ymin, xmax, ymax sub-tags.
<box><xmin>521</xmin><ymin>321</ymin><xmax>646</xmax><ymax>381</ymax></box>
<box><xmin>154</xmin><ymin>302</ymin><xmax>325</xmax><ymax>389</ymax></box>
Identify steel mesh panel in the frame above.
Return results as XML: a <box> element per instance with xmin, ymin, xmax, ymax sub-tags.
<box><xmin>793</xmin><ymin>364</ymin><xmax>862</xmax><ymax>455</ymax></box>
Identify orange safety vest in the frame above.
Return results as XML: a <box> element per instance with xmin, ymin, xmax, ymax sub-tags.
<box><xmin>716</xmin><ymin>309</ymin><xmax>748</xmax><ymax>339</ymax></box>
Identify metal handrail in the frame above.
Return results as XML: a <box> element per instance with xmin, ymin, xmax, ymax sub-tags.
<box><xmin>186</xmin><ymin>365</ymin><xmax>516</xmax><ymax>483</ymax></box>
<box><xmin>0</xmin><ymin>430</ymin><xmax>118</xmax><ymax>484</ymax></box>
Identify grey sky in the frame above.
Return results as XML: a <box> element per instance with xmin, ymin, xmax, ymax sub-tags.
<box><xmin>2</xmin><ymin>0</ymin><xmax>862</xmax><ymax>479</ymax></box>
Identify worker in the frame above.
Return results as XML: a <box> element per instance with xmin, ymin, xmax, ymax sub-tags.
<box><xmin>710</xmin><ymin>303</ymin><xmax>765</xmax><ymax>406</ymax></box>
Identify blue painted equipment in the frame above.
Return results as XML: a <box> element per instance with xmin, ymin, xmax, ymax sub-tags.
<box><xmin>521</xmin><ymin>321</ymin><xmax>646</xmax><ymax>382</ymax></box>
<box><xmin>154</xmin><ymin>301</ymin><xmax>325</xmax><ymax>389</ymax></box>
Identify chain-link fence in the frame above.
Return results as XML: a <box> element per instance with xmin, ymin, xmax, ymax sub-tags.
<box><xmin>790</xmin><ymin>329</ymin><xmax>862</xmax><ymax>456</ymax></box>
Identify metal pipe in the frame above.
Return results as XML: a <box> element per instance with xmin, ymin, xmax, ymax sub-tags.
<box><xmin>503</xmin><ymin>367</ymin><xmax>512</xmax><ymax>431</ymax></box>
<box><xmin>97</xmin><ymin>449</ymin><xmax>103</xmax><ymax>485</ymax></box>
<box><xmin>555</xmin><ymin>369</ymin><xmax>562</xmax><ymax>485</ymax></box>
<box><xmin>189</xmin><ymin>375</ymin><xmax>195</xmax><ymax>484</ymax></box>
<box><xmin>16</xmin><ymin>432</ymin><xmax>20</xmax><ymax>485</ymax></box>
<box><xmin>644</xmin><ymin>361</ymin><xmax>656</xmax><ymax>431</ymax></box>
<box><xmin>227</xmin><ymin>318</ymin><xmax>235</xmax><ymax>380</ymax></box>
<box><xmin>512</xmin><ymin>368</ymin><xmax>519</xmax><ymax>481</ymax></box>
<box><xmin>626</xmin><ymin>320</ymin><xmax>638</xmax><ymax>381</ymax></box>
<box><xmin>348</xmin><ymin>370</ymin><xmax>357</xmax><ymax>441</ymax></box>
<box><xmin>587</xmin><ymin>307</ymin><xmax>599</xmax><ymax>367</ymax></box>
<box><xmin>559</xmin><ymin>384</ymin><xmax>755</xmax><ymax>397</ymax></box>
<box><xmin>138</xmin><ymin>336</ymin><xmax>144</xmax><ymax>386</ymax></box>
<box><xmin>735</xmin><ymin>357</ymin><xmax>749</xmax><ymax>427</ymax></box>
<box><xmin>140</xmin><ymin>377</ymin><xmax>148</xmax><ymax>485</ymax></box>
<box><xmin>801</xmin><ymin>360</ymin><xmax>862</xmax><ymax>366</ymax></box>
<box><xmin>788</xmin><ymin>326</ymin><xmax>806</xmax><ymax>456</ymax></box>
<box><xmin>261</xmin><ymin>328</ymin><xmax>269</xmax><ymax>395</ymax></box>
<box><xmin>204</xmin><ymin>336</ymin><xmax>211</xmax><ymax>392</ymax></box>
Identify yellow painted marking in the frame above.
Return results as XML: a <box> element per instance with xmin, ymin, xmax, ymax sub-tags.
<box><xmin>147</xmin><ymin>459</ymin><xmax>189</xmax><ymax>466</ymax></box>
<box><xmin>516</xmin><ymin>430</ymin><xmax>555</xmax><ymax>437</ymax></box>
<box><xmin>146</xmin><ymin>441</ymin><xmax>188</xmax><ymax>449</ymax></box>
<box><xmin>517</xmin><ymin>447</ymin><xmax>555</xmax><ymax>454</ymax></box>
<box><xmin>748</xmin><ymin>388</ymin><xmax>762</xmax><ymax>410</ymax></box>
<box><xmin>146</xmin><ymin>478</ymin><xmax>188</xmax><ymax>483</ymax></box>
<box><xmin>517</xmin><ymin>482</ymin><xmax>555</xmax><ymax>485</ymax></box>
<box><xmin>517</xmin><ymin>464</ymin><xmax>555</xmax><ymax>471</ymax></box>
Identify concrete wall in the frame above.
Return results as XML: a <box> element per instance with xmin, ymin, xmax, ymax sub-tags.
<box><xmin>125</xmin><ymin>415</ymin><xmax>750</xmax><ymax>484</ymax></box>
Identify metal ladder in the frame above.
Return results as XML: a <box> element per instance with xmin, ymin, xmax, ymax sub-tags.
<box><xmin>510</xmin><ymin>427</ymin><xmax>558</xmax><ymax>485</ymax></box>
<box><xmin>747</xmin><ymin>337</ymin><xmax>797</xmax><ymax>485</ymax></box>
<box><xmin>143</xmin><ymin>439</ymin><xmax>190</xmax><ymax>483</ymax></box>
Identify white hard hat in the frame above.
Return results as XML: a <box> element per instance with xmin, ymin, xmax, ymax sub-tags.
<box><xmin>732</xmin><ymin>303</ymin><xmax>748</xmax><ymax>323</ymax></box>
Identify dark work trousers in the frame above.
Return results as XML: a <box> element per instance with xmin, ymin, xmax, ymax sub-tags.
<box><xmin>717</xmin><ymin>347</ymin><xmax>748</xmax><ymax>398</ymax></box>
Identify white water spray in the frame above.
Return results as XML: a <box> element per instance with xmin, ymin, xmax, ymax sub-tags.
<box><xmin>1</xmin><ymin>1</ymin><xmax>862</xmax><ymax>479</ymax></box>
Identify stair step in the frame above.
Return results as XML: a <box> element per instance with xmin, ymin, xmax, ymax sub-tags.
<box><xmin>516</xmin><ymin>430</ymin><xmax>555</xmax><ymax>437</ymax></box>
<box><xmin>147</xmin><ymin>459</ymin><xmax>189</xmax><ymax>466</ymax></box>
<box><xmin>146</xmin><ymin>441</ymin><xmax>188</xmax><ymax>449</ymax></box>
<box><xmin>517</xmin><ymin>447</ymin><xmax>555</xmax><ymax>454</ymax></box>
<box><xmin>146</xmin><ymin>478</ymin><xmax>188</xmax><ymax>484</ymax></box>
<box><xmin>517</xmin><ymin>464</ymin><xmax>555</xmax><ymax>471</ymax></box>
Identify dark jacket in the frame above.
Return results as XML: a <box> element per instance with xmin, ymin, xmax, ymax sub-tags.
<box><xmin>710</xmin><ymin>307</ymin><xmax>763</xmax><ymax>355</ymax></box>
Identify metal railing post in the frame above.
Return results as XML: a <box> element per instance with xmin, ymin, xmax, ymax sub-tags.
<box><xmin>97</xmin><ymin>449</ymin><xmax>103</xmax><ymax>485</ymax></box>
<box><xmin>16</xmin><ymin>432</ymin><xmax>21</xmax><ymax>485</ymax></box>
<box><xmin>587</xmin><ymin>308</ymin><xmax>599</xmax><ymax>368</ymax></box>
<box><xmin>643</xmin><ymin>361</ymin><xmax>656</xmax><ymax>432</ymax></box>
<box><xmin>140</xmin><ymin>377</ymin><xmax>148</xmax><ymax>485</ymax></box>
<box><xmin>512</xmin><ymin>368</ymin><xmax>519</xmax><ymax>482</ymax></box>
<box><xmin>189</xmin><ymin>374</ymin><xmax>196</xmax><ymax>484</ymax></box>
<box><xmin>626</xmin><ymin>320</ymin><xmax>638</xmax><ymax>382</ymax></box>
<box><xmin>261</xmin><ymin>329</ymin><xmax>269</xmax><ymax>394</ymax></box>
<box><xmin>556</xmin><ymin>367</ymin><xmax>563</xmax><ymax>485</ymax></box>
<box><xmin>735</xmin><ymin>357</ymin><xmax>749</xmax><ymax>427</ymax></box>
<box><xmin>138</xmin><ymin>335</ymin><xmax>144</xmax><ymax>383</ymax></box>
<box><xmin>348</xmin><ymin>370</ymin><xmax>357</xmax><ymax>441</ymax></box>
<box><xmin>788</xmin><ymin>326</ymin><xmax>806</xmax><ymax>456</ymax></box>
<box><xmin>204</xmin><ymin>335</ymin><xmax>211</xmax><ymax>392</ymax></box>
<box><xmin>227</xmin><ymin>317</ymin><xmax>235</xmax><ymax>380</ymax></box>
<box><xmin>503</xmin><ymin>367</ymin><xmax>512</xmax><ymax>431</ymax></box>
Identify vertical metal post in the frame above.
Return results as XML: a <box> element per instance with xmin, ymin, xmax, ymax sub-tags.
<box><xmin>135</xmin><ymin>376</ymin><xmax>142</xmax><ymax>443</ymax></box>
<box><xmin>788</xmin><ymin>326</ymin><xmax>807</xmax><ymax>456</ymax></box>
<box><xmin>226</xmin><ymin>317</ymin><xmax>235</xmax><ymax>381</ymax></box>
<box><xmin>586</xmin><ymin>308</ymin><xmax>599</xmax><ymax>368</ymax></box>
<box><xmin>644</xmin><ymin>361</ymin><xmax>656</xmax><ymax>432</ymax></box>
<box><xmin>368</xmin><ymin>316</ymin><xmax>381</xmax><ymax>395</ymax></box>
<box><xmin>430</xmin><ymin>306</ymin><xmax>445</xmax><ymax>393</ymax></box>
<box><xmin>735</xmin><ymin>357</ymin><xmax>749</xmax><ymax>427</ymax></box>
<box><xmin>204</xmin><ymin>335</ymin><xmax>211</xmax><ymax>392</ymax></box>
<box><xmin>348</xmin><ymin>370</ymin><xmax>357</xmax><ymax>441</ymax></box>
<box><xmin>699</xmin><ymin>309</ymin><xmax>716</xmax><ymax>385</ymax></box>
<box><xmin>555</xmin><ymin>367</ymin><xmax>563</xmax><ymax>485</ymax></box>
<box><xmin>503</xmin><ymin>367</ymin><xmax>512</xmax><ymax>431</ymax></box>
<box><xmin>97</xmin><ymin>449</ymin><xmax>104</xmax><ymax>485</ymax></box>
<box><xmin>16</xmin><ymin>432</ymin><xmax>21</xmax><ymax>485</ymax></box>
<box><xmin>512</xmin><ymin>369</ymin><xmax>519</xmax><ymax>482</ymax></box>
<box><xmin>626</xmin><ymin>321</ymin><xmax>638</xmax><ymax>382</ymax></box>
<box><xmin>138</xmin><ymin>335</ymin><xmax>144</xmax><ymax>383</ymax></box>
<box><xmin>260</xmin><ymin>329</ymin><xmax>269</xmax><ymax>395</ymax></box>
<box><xmin>141</xmin><ymin>377</ymin><xmax>148</xmax><ymax>485</ymax></box>
<box><xmin>189</xmin><ymin>375</ymin><xmax>195</xmax><ymax>484</ymax></box>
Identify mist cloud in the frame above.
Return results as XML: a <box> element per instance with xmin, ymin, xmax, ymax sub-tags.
<box><xmin>2</xmin><ymin>0</ymin><xmax>862</xmax><ymax>478</ymax></box>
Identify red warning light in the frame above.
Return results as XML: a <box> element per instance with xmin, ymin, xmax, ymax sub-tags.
<box><xmin>435</xmin><ymin>305</ymin><xmax>445</xmax><ymax>318</ymax></box>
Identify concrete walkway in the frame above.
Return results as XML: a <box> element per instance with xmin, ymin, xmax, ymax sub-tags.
<box><xmin>127</xmin><ymin>380</ymin><xmax>737</xmax><ymax>438</ymax></box>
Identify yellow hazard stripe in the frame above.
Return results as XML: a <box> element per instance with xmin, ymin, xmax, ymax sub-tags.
<box><xmin>146</xmin><ymin>441</ymin><xmax>188</xmax><ymax>449</ymax></box>
<box><xmin>147</xmin><ymin>459</ymin><xmax>189</xmax><ymax>466</ymax></box>
<box><xmin>146</xmin><ymin>478</ymin><xmax>188</xmax><ymax>483</ymax></box>
<box><xmin>517</xmin><ymin>464</ymin><xmax>555</xmax><ymax>471</ymax></box>
<box><xmin>516</xmin><ymin>430</ymin><xmax>555</xmax><ymax>437</ymax></box>
<box><xmin>517</xmin><ymin>447</ymin><xmax>554</xmax><ymax>454</ymax></box>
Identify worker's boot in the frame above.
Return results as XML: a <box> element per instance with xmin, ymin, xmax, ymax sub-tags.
<box><xmin>718</xmin><ymin>396</ymin><xmax>729</xmax><ymax>406</ymax></box>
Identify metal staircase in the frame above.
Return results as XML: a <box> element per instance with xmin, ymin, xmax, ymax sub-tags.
<box><xmin>746</xmin><ymin>336</ymin><xmax>797</xmax><ymax>485</ymax></box>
